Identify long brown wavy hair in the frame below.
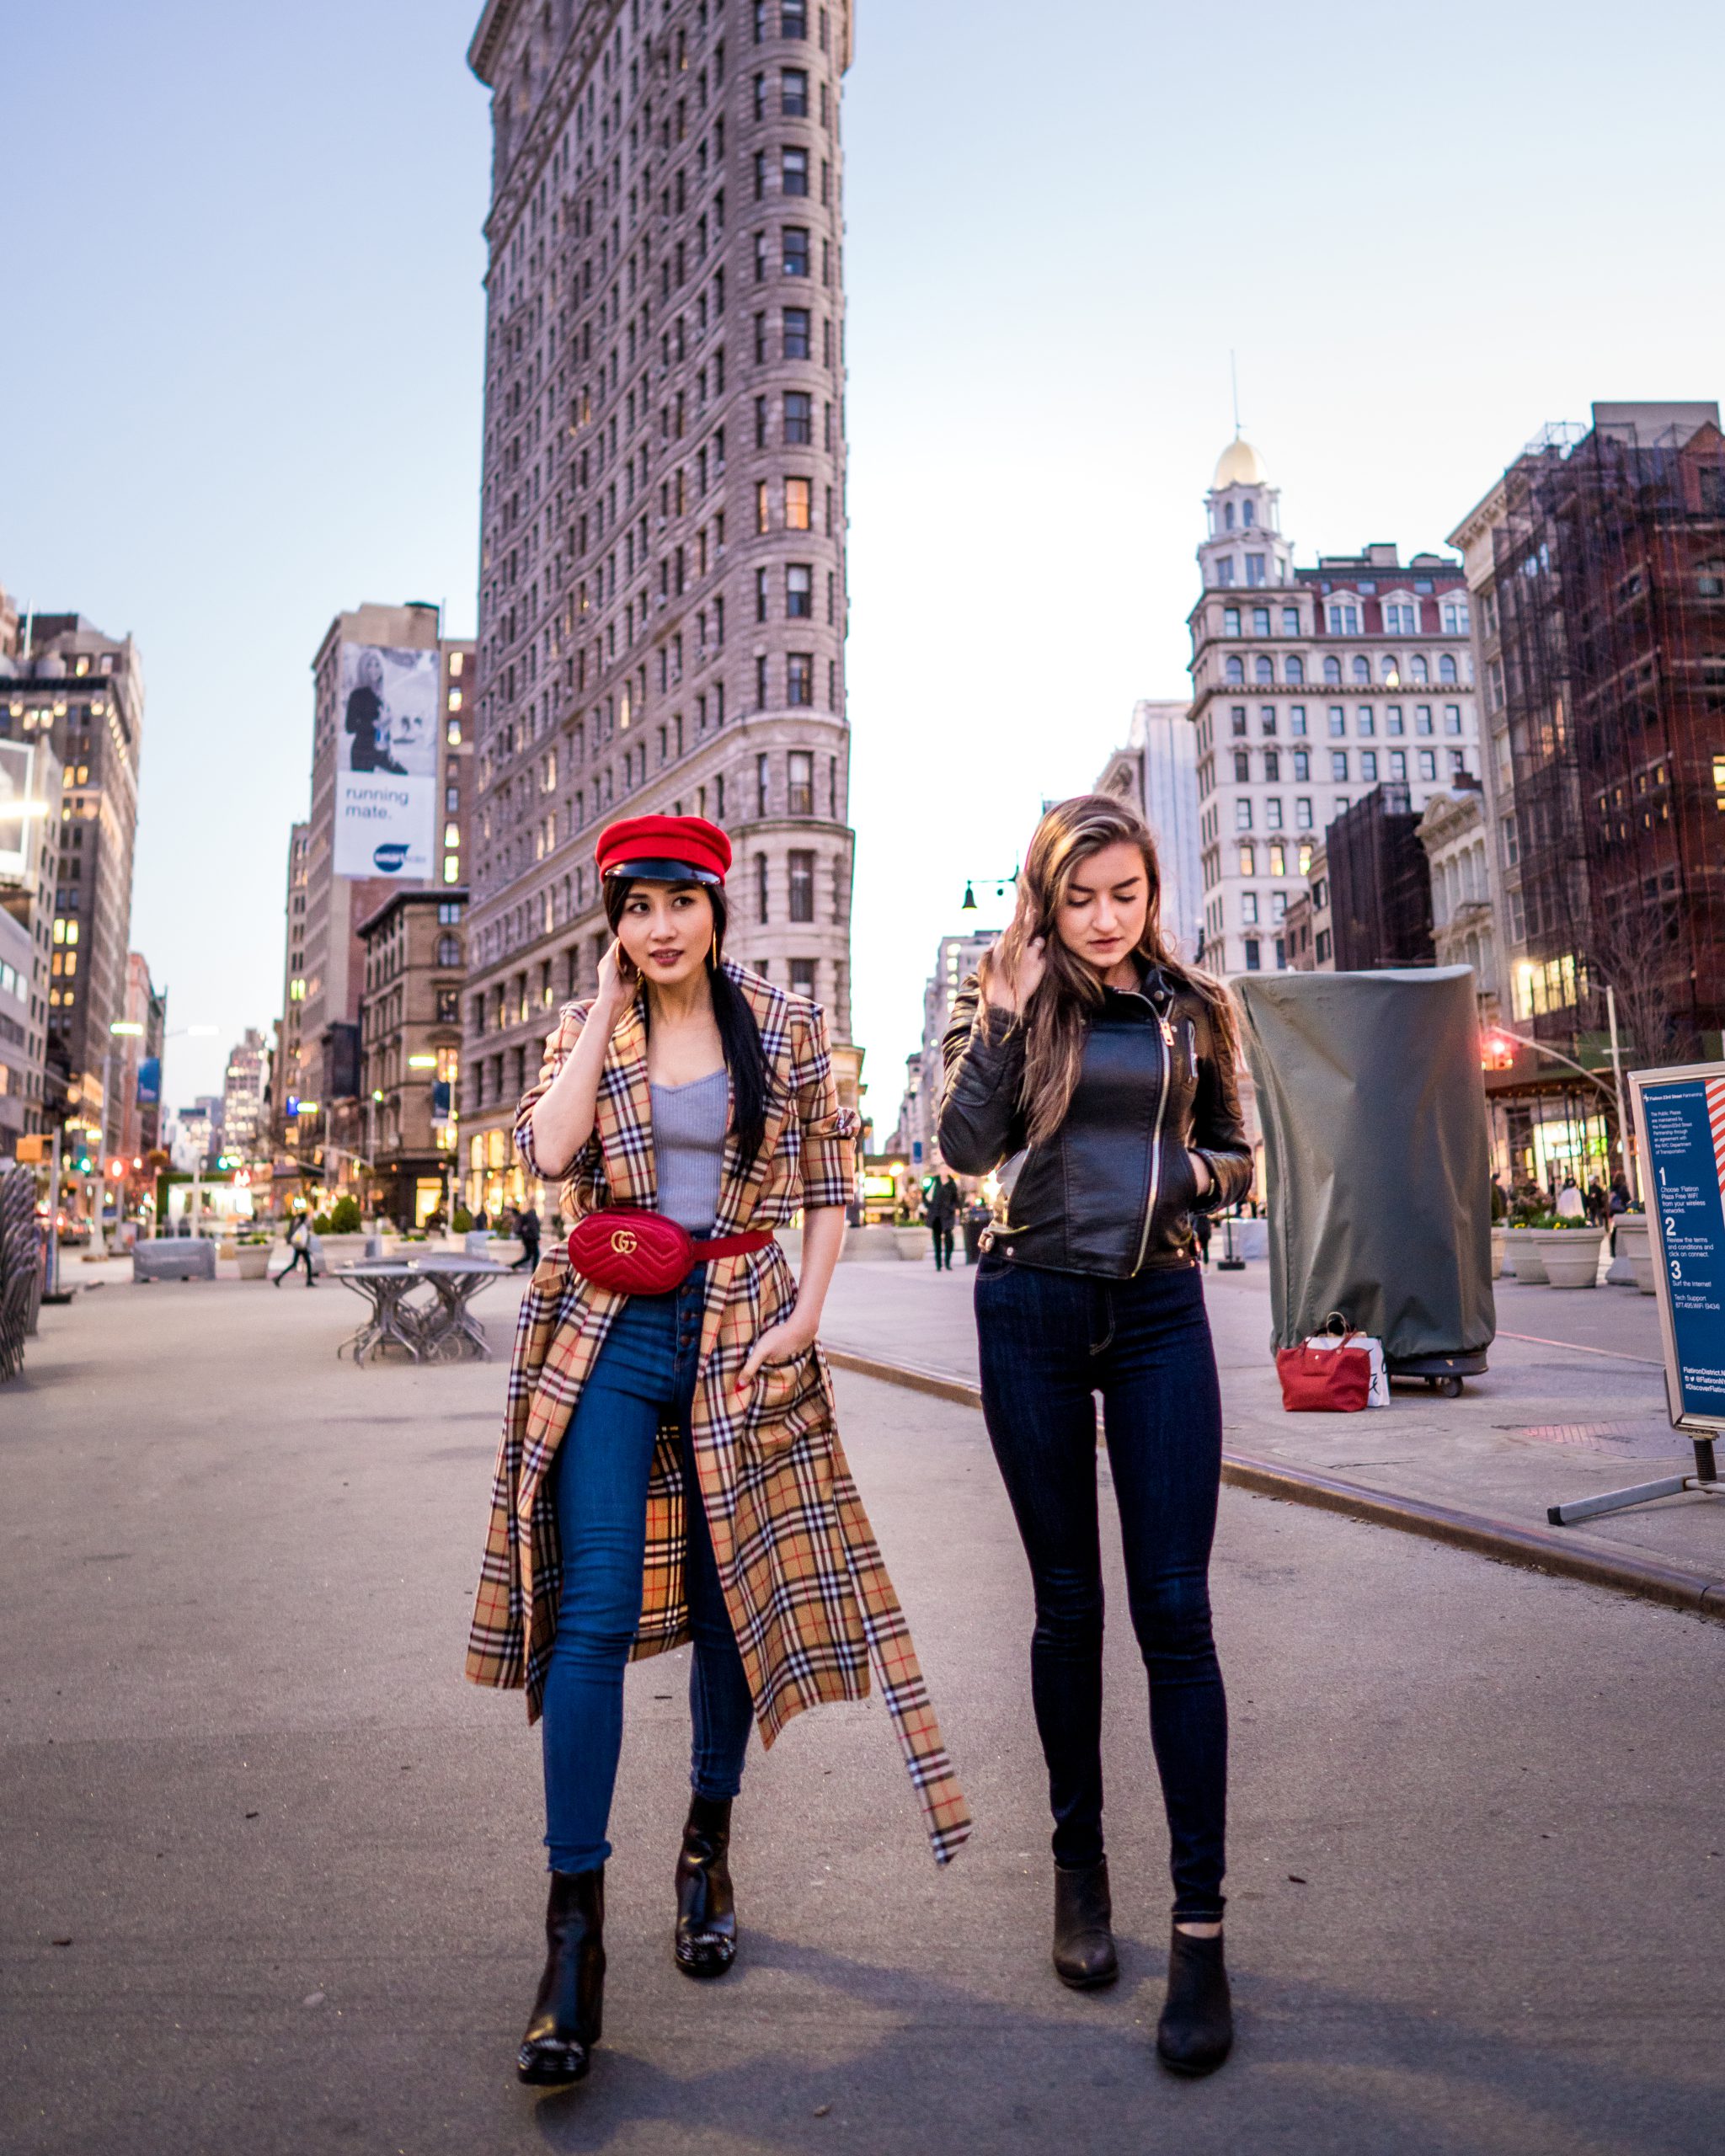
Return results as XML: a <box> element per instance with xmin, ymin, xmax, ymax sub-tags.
<box><xmin>977</xmin><ymin>793</ymin><xmax>1239</xmax><ymax>1148</ymax></box>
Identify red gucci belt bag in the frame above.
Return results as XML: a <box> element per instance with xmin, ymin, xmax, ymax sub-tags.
<box><xmin>566</xmin><ymin>1206</ymin><xmax>776</xmax><ymax>1295</ymax></box>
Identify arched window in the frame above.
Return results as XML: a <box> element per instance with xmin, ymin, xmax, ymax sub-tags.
<box><xmin>1438</xmin><ymin>654</ymin><xmax>1458</xmax><ymax>684</ymax></box>
<box><xmin>1351</xmin><ymin>655</ymin><xmax>1371</xmax><ymax>684</ymax></box>
<box><xmin>1285</xmin><ymin>655</ymin><xmax>1305</xmax><ymax>683</ymax></box>
<box><xmin>1322</xmin><ymin>655</ymin><xmax>1342</xmax><ymax>685</ymax></box>
<box><xmin>1242</xmin><ymin>499</ymin><xmax>1255</xmax><ymax>527</ymax></box>
<box><xmin>1225</xmin><ymin>500</ymin><xmax>1236</xmax><ymax>531</ymax></box>
<box><xmin>436</xmin><ymin>934</ymin><xmax>461</xmax><ymax>967</ymax></box>
<box><xmin>1225</xmin><ymin>656</ymin><xmax>1245</xmax><ymax>684</ymax></box>
<box><xmin>1381</xmin><ymin>654</ymin><xmax>1400</xmax><ymax>681</ymax></box>
<box><xmin>1255</xmin><ymin>655</ymin><xmax>1274</xmax><ymax>683</ymax></box>
<box><xmin>1410</xmin><ymin>654</ymin><xmax>1429</xmax><ymax>684</ymax></box>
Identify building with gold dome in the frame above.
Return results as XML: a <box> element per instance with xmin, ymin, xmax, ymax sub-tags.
<box><xmin>1186</xmin><ymin>437</ymin><xmax>1481</xmax><ymax>974</ymax></box>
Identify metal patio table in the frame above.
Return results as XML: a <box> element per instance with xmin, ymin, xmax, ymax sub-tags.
<box><xmin>333</xmin><ymin>1261</ymin><xmax>435</xmax><ymax>1365</ymax></box>
<box><xmin>411</xmin><ymin>1253</ymin><xmax>513</xmax><ymax>1363</ymax></box>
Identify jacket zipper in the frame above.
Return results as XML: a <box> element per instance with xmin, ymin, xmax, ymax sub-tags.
<box><xmin>1130</xmin><ymin>1006</ymin><xmax>1174</xmax><ymax>1277</ymax></box>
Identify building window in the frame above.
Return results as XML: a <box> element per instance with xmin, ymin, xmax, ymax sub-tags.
<box><xmin>756</xmin><ymin>479</ymin><xmax>770</xmax><ymax>533</ymax></box>
<box><xmin>1225</xmin><ymin>657</ymin><xmax>1245</xmax><ymax>685</ymax></box>
<box><xmin>788</xmin><ymin>847</ymin><xmax>815</xmax><ymax>919</ymax></box>
<box><xmin>1235</xmin><ymin>798</ymin><xmax>1253</xmax><ymax>830</ymax></box>
<box><xmin>755</xmin><ymin>655</ymin><xmax>769</xmax><ymax>709</ymax></box>
<box><xmin>1295</xmin><ymin>797</ymin><xmax>1313</xmax><ymax>828</ymax></box>
<box><xmin>1237</xmin><ymin>844</ymin><xmax>1255</xmax><ymax>876</ymax></box>
<box><xmin>1315</xmin><ymin>929</ymin><xmax>1332</xmax><ymax>963</ymax></box>
<box><xmin>781</xmin><ymin>67</ymin><xmax>809</xmax><ymax>113</ymax></box>
<box><xmin>1450</xmin><ymin>749</ymin><xmax>1468</xmax><ymax>775</ymax></box>
<box><xmin>787</xmin><ymin>563</ymin><xmax>813</xmax><ymax>616</ymax></box>
<box><xmin>1285</xmin><ymin>655</ymin><xmax>1305</xmax><ymax>683</ymax></box>
<box><xmin>1357</xmin><ymin>706</ymin><xmax>1375</xmax><ymax>737</ymax></box>
<box><xmin>787</xmin><ymin>654</ymin><xmax>814</xmax><ymax>707</ymax></box>
<box><xmin>1216</xmin><ymin>558</ymin><xmax>1235</xmax><ymax>586</ymax></box>
<box><xmin>1328</xmin><ymin>707</ymin><xmax>1346</xmax><ymax>737</ymax></box>
<box><xmin>1281</xmin><ymin>606</ymin><xmax>1300</xmax><ymax>634</ymax></box>
<box><xmin>789</xmin><ymin>957</ymin><xmax>816</xmax><ymax>999</ymax></box>
<box><xmin>1327</xmin><ymin>603</ymin><xmax>1359</xmax><ymax>634</ymax></box>
<box><xmin>1389</xmin><ymin>750</ymin><xmax>1407</xmax><ymax>781</ymax></box>
<box><xmin>1263</xmin><ymin>750</ymin><xmax>1280</xmax><ymax>782</ymax></box>
<box><xmin>436</xmin><ymin>933</ymin><xmax>462</xmax><ymax>966</ymax></box>
<box><xmin>1242</xmin><ymin>893</ymin><xmax>1260</xmax><ymax>925</ymax></box>
<box><xmin>1416</xmin><ymin>704</ymin><xmax>1434</xmax><ymax>734</ymax></box>
<box><xmin>1243</xmin><ymin>938</ymin><xmax>1262</xmax><ymax>971</ymax></box>
<box><xmin>1254</xmin><ymin>656</ymin><xmax>1274</xmax><ymax>684</ymax></box>
<box><xmin>1351</xmin><ymin>655</ymin><xmax>1371</xmax><ymax>684</ymax></box>
<box><xmin>1444</xmin><ymin>703</ymin><xmax>1462</xmax><ymax>734</ymax></box>
<box><xmin>1252</xmin><ymin>606</ymin><xmax>1271</xmax><ymax>636</ymax></box>
<box><xmin>435</xmin><ymin>987</ymin><xmax>461</xmax><ymax>1023</ymax></box>
<box><xmin>1360</xmin><ymin>750</ymin><xmax>1378</xmax><ymax>781</ymax></box>
<box><xmin>1331</xmin><ymin>750</ymin><xmax>1348</xmax><ymax>780</ymax></box>
<box><xmin>1289</xmin><ymin>706</ymin><xmax>1307</xmax><ymax>735</ymax></box>
<box><xmin>1265</xmin><ymin>791</ymin><xmax>1283</xmax><ymax>823</ymax></box>
<box><xmin>1383</xmin><ymin>601</ymin><xmax>1417</xmax><ymax>634</ymax></box>
<box><xmin>1441</xmin><ymin>600</ymin><xmax>1471</xmax><ymax>634</ymax></box>
<box><xmin>1260</xmin><ymin>707</ymin><xmax>1277</xmax><ymax>736</ymax></box>
<box><xmin>1418</xmin><ymin>750</ymin><xmax>1437</xmax><ymax>780</ymax></box>
<box><xmin>1233</xmin><ymin>750</ymin><xmax>1250</xmax><ymax>782</ymax></box>
<box><xmin>782</xmin><ymin>147</ymin><xmax>809</xmax><ymax>195</ymax></box>
<box><xmin>1439</xmin><ymin>654</ymin><xmax>1459</xmax><ymax>684</ymax></box>
<box><xmin>1386</xmin><ymin>705</ymin><xmax>1405</xmax><ymax>735</ymax></box>
<box><xmin>755</xmin><ymin>851</ymin><xmax>770</xmax><ymax>924</ymax></box>
<box><xmin>1222</xmin><ymin>606</ymin><xmax>1241</xmax><ymax>635</ymax></box>
<box><xmin>1246</xmin><ymin>553</ymin><xmax>1266</xmax><ymax>585</ymax></box>
<box><xmin>1292</xmin><ymin>750</ymin><xmax>1310</xmax><ymax>781</ymax></box>
<box><xmin>782</xmin><ymin>0</ymin><xmax>808</xmax><ymax>35</ymax></box>
<box><xmin>783</xmin><ymin>389</ymin><xmax>813</xmax><ymax>442</ymax></box>
<box><xmin>756</xmin><ymin>566</ymin><xmax>770</xmax><ymax>622</ymax></box>
<box><xmin>783</xmin><ymin>307</ymin><xmax>811</xmax><ymax>357</ymax></box>
<box><xmin>782</xmin><ymin>226</ymin><xmax>810</xmax><ymax>276</ymax></box>
<box><xmin>1230</xmin><ymin>707</ymin><xmax>1247</xmax><ymax>737</ymax></box>
<box><xmin>785</xmin><ymin>476</ymin><xmax>812</xmax><ymax>529</ymax></box>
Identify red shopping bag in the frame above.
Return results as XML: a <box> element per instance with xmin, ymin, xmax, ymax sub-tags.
<box><xmin>1275</xmin><ymin>1318</ymin><xmax>1372</xmax><ymax>1412</ymax></box>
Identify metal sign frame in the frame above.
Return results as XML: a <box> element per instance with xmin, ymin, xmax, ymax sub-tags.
<box><xmin>1632</xmin><ymin>1059</ymin><xmax>1725</xmax><ymax>1438</ymax></box>
<box><xmin>1546</xmin><ymin>1059</ymin><xmax>1724</xmax><ymax>1527</ymax></box>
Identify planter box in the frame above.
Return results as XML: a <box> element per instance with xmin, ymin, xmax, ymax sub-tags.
<box><xmin>893</xmin><ymin>1225</ymin><xmax>932</xmax><ymax>1262</ymax></box>
<box><xmin>1503</xmin><ymin>1227</ymin><xmax>1549</xmax><ymax>1285</ymax></box>
<box><xmin>1530</xmin><ymin>1225</ymin><xmax>1605</xmax><ymax>1289</ymax></box>
<box><xmin>1490</xmin><ymin>1225</ymin><xmax>1508</xmax><ymax>1278</ymax></box>
<box><xmin>841</xmin><ymin>1225</ymin><xmax>901</xmax><ymax>1262</ymax></box>
<box><xmin>1612</xmin><ymin>1215</ymin><xmax>1658</xmax><ymax>1296</ymax></box>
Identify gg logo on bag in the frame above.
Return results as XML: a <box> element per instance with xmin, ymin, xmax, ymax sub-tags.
<box><xmin>610</xmin><ymin>1227</ymin><xmax>638</xmax><ymax>1257</ymax></box>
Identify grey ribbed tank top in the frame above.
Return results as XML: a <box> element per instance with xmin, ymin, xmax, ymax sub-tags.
<box><xmin>650</xmin><ymin>1068</ymin><xmax>729</xmax><ymax>1235</ymax></box>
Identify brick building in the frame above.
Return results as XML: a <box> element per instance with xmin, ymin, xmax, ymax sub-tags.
<box><xmin>357</xmin><ymin>889</ymin><xmax>468</xmax><ymax>1225</ymax></box>
<box><xmin>461</xmin><ymin>0</ymin><xmax>858</xmax><ymax>1218</ymax></box>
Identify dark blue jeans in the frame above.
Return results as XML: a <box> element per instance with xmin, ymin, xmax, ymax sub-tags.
<box><xmin>542</xmin><ymin>1268</ymin><xmax>756</xmax><ymax>1873</ymax></box>
<box><xmin>975</xmin><ymin>1255</ymin><xmax>1228</xmax><ymax>1921</ymax></box>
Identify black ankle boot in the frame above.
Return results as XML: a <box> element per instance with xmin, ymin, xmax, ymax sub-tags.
<box><xmin>1052</xmin><ymin>1859</ymin><xmax>1118</xmax><ymax>1989</ymax></box>
<box><xmin>1156</xmin><ymin>1924</ymin><xmax>1232</xmax><ymax>2076</ymax></box>
<box><xmin>674</xmin><ymin>1792</ymin><xmax>737</xmax><ymax>1978</ymax></box>
<box><xmin>517</xmin><ymin>1867</ymin><xmax>606</xmax><ymax>2086</ymax></box>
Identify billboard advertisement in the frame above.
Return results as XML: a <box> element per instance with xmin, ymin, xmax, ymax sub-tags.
<box><xmin>0</xmin><ymin>742</ymin><xmax>37</xmax><ymax>883</ymax></box>
<box><xmin>136</xmin><ymin>1056</ymin><xmax>162</xmax><ymax>1107</ymax></box>
<box><xmin>333</xmin><ymin>643</ymin><xmax>439</xmax><ymax>878</ymax></box>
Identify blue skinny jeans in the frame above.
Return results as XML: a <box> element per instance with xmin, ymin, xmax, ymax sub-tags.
<box><xmin>975</xmin><ymin>1254</ymin><xmax>1229</xmax><ymax>1922</ymax></box>
<box><xmin>542</xmin><ymin>1267</ymin><xmax>756</xmax><ymax>1873</ymax></box>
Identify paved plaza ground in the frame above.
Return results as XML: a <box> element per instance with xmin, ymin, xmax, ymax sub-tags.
<box><xmin>3</xmin><ymin>1257</ymin><xmax>1723</xmax><ymax>2154</ymax></box>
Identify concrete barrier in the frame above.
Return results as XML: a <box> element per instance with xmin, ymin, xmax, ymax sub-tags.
<box><xmin>134</xmin><ymin>1240</ymin><xmax>216</xmax><ymax>1283</ymax></box>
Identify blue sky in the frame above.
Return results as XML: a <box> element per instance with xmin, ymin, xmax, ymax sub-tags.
<box><xmin>6</xmin><ymin>0</ymin><xmax>1722</xmax><ymax>1117</ymax></box>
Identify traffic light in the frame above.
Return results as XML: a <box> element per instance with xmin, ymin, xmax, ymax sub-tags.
<box><xmin>108</xmin><ymin>1159</ymin><xmax>126</xmax><ymax>1180</ymax></box>
<box><xmin>75</xmin><ymin>1153</ymin><xmax>93</xmax><ymax>1175</ymax></box>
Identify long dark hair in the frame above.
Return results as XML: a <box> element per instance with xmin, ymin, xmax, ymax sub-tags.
<box><xmin>978</xmin><ymin>793</ymin><xmax>1239</xmax><ymax>1148</ymax></box>
<box><xmin>602</xmin><ymin>878</ymin><xmax>776</xmax><ymax>1163</ymax></box>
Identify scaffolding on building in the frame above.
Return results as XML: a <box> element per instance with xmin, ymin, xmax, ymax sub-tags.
<box><xmin>1490</xmin><ymin>414</ymin><xmax>1725</xmax><ymax>1184</ymax></box>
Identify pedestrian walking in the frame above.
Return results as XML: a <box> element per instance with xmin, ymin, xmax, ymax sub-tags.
<box><xmin>924</xmin><ymin>1171</ymin><xmax>959</xmax><ymax>1271</ymax></box>
<box><xmin>512</xmin><ymin>1204</ymin><xmax>542</xmax><ymax>1271</ymax></box>
<box><xmin>274</xmin><ymin>1212</ymin><xmax>317</xmax><ymax>1288</ymax></box>
<box><xmin>937</xmin><ymin>793</ymin><xmax>1251</xmax><ymax>2079</ymax></box>
<box><xmin>467</xmin><ymin>814</ymin><xmax>969</xmax><ymax>2090</ymax></box>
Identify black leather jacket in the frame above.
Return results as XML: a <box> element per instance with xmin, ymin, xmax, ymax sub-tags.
<box><xmin>937</xmin><ymin>966</ymin><xmax>1252</xmax><ymax>1278</ymax></box>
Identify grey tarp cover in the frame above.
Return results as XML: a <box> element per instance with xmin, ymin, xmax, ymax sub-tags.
<box><xmin>1234</xmin><ymin>967</ymin><xmax>1495</xmax><ymax>1359</ymax></box>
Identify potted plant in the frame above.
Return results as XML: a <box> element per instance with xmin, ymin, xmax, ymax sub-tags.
<box><xmin>1530</xmin><ymin>1215</ymin><xmax>1608</xmax><ymax>1288</ymax></box>
<box><xmin>318</xmin><ymin>1193</ymin><xmax>371</xmax><ymax>1268</ymax></box>
<box><xmin>1610</xmin><ymin>1213</ymin><xmax>1657</xmax><ymax>1294</ymax></box>
<box><xmin>893</xmin><ymin>1222</ymin><xmax>932</xmax><ymax>1262</ymax></box>
<box><xmin>1503</xmin><ymin>1201</ymin><xmax>1554</xmax><ymax>1284</ymax></box>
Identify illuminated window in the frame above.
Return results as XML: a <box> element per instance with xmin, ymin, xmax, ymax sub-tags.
<box><xmin>443</xmin><ymin>821</ymin><xmax>460</xmax><ymax>849</ymax></box>
<box><xmin>1237</xmin><ymin>843</ymin><xmax>1255</xmax><ymax>876</ymax></box>
<box><xmin>1714</xmin><ymin>753</ymin><xmax>1725</xmax><ymax>808</ymax></box>
<box><xmin>447</xmin><ymin>688</ymin><xmax>462</xmax><ymax>710</ymax></box>
<box><xmin>784</xmin><ymin>477</ymin><xmax>811</xmax><ymax>530</ymax></box>
<box><xmin>447</xmin><ymin>719</ymin><xmax>462</xmax><ymax>745</ymax></box>
<box><xmin>1298</xmin><ymin>841</ymin><xmax>1313</xmax><ymax>873</ymax></box>
<box><xmin>756</xmin><ymin>481</ymin><xmax>770</xmax><ymax>534</ymax></box>
<box><xmin>1268</xmin><ymin>843</ymin><xmax>1286</xmax><ymax>877</ymax></box>
<box><xmin>1512</xmin><ymin>954</ymin><xmax>1583</xmax><ymax>1019</ymax></box>
<box><xmin>443</xmin><ymin>856</ymin><xmax>460</xmax><ymax>884</ymax></box>
<box><xmin>448</xmin><ymin>651</ymin><xmax>464</xmax><ymax>676</ymax></box>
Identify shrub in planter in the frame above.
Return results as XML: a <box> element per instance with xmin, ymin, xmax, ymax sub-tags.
<box><xmin>328</xmin><ymin>1194</ymin><xmax>363</xmax><ymax>1235</ymax></box>
<box><xmin>312</xmin><ymin>1210</ymin><xmax>333</xmax><ymax>1234</ymax></box>
<box><xmin>451</xmin><ymin>1206</ymin><xmax>474</xmax><ymax>1234</ymax></box>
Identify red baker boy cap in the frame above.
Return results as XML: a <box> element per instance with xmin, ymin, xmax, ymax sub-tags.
<box><xmin>595</xmin><ymin>813</ymin><xmax>732</xmax><ymax>887</ymax></box>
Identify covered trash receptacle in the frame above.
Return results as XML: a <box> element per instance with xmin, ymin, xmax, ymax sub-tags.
<box><xmin>1234</xmin><ymin>966</ymin><xmax>1494</xmax><ymax>1396</ymax></box>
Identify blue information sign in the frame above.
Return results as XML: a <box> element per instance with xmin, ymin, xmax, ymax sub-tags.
<box><xmin>1633</xmin><ymin>1065</ymin><xmax>1725</xmax><ymax>1430</ymax></box>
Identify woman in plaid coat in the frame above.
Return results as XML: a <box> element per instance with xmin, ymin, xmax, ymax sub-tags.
<box><xmin>466</xmin><ymin>815</ymin><xmax>969</xmax><ymax>2088</ymax></box>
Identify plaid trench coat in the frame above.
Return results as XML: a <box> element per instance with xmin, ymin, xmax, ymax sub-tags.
<box><xmin>464</xmin><ymin>963</ymin><xmax>971</xmax><ymax>1865</ymax></box>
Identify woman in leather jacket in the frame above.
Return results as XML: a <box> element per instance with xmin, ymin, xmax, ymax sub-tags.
<box><xmin>938</xmin><ymin>794</ymin><xmax>1251</xmax><ymax>2078</ymax></box>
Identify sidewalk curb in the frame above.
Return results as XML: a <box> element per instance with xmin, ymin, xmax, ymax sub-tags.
<box><xmin>824</xmin><ymin>1345</ymin><xmax>1725</xmax><ymax>1627</ymax></box>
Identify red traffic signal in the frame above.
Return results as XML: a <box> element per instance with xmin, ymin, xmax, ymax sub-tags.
<box><xmin>1481</xmin><ymin>1031</ymin><xmax>1517</xmax><ymax>1072</ymax></box>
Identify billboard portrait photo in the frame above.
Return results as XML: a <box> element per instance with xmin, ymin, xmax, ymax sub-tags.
<box><xmin>333</xmin><ymin>643</ymin><xmax>439</xmax><ymax>878</ymax></box>
<box><xmin>0</xmin><ymin>742</ymin><xmax>38</xmax><ymax>883</ymax></box>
